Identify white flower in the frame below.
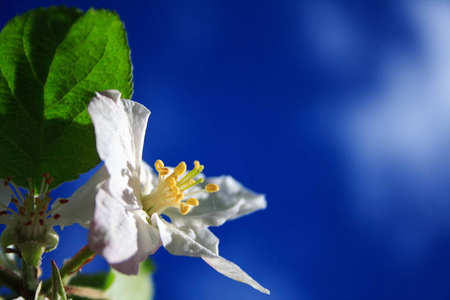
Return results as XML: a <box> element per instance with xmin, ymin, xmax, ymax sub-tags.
<box><xmin>87</xmin><ymin>90</ymin><xmax>270</xmax><ymax>294</ymax></box>
<box><xmin>0</xmin><ymin>169</ymin><xmax>106</xmax><ymax>267</ymax></box>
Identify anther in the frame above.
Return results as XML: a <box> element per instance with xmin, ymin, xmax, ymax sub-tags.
<box><xmin>186</xmin><ymin>198</ymin><xmax>199</xmax><ymax>206</ymax></box>
<box><xmin>159</xmin><ymin>167</ymin><xmax>170</xmax><ymax>176</ymax></box>
<box><xmin>175</xmin><ymin>193</ymin><xmax>185</xmax><ymax>202</ymax></box>
<box><xmin>46</xmin><ymin>177</ymin><xmax>54</xmax><ymax>185</ymax></box>
<box><xmin>171</xmin><ymin>186</ymin><xmax>180</xmax><ymax>195</ymax></box>
<box><xmin>39</xmin><ymin>219</ymin><xmax>44</xmax><ymax>226</ymax></box>
<box><xmin>174</xmin><ymin>162</ymin><xmax>187</xmax><ymax>175</ymax></box>
<box><xmin>39</xmin><ymin>211</ymin><xmax>45</xmax><ymax>216</ymax></box>
<box><xmin>180</xmin><ymin>203</ymin><xmax>190</xmax><ymax>215</ymax></box>
<box><xmin>59</xmin><ymin>199</ymin><xmax>69</xmax><ymax>204</ymax></box>
<box><xmin>10</xmin><ymin>198</ymin><xmax>19</xmax><ymax>204</ymax></box>
<box><xmin>155</xmin><ymin>160</ymin><xmax>164</xmax><ymax>171</ymax></box>
<box><xmin>165</xmin><ymin>177</ymin><xmax>177</xmax><ymax>188</ymax></box>
<box><xmin>194</xmin><ymin>160</ymin><xmax>200</xmax><ymax>168</ymax></box>
<box><xmin>24</xmin><ymin>221</ymin><xmax>32</xmax><ymax>226</ymax></box>
<box><xmin>53</xmin><ymin>214</ymin><xmax>61</xmax><ymax>220</ymax></box>
<box><xmin>41</xmin><ymin>173</ymin><xmax>49</xmax><ymax>178</ymax></box>
<box><xmin>205</xmin><ymin>184</ymin><xmax>220</xmax><ymax>193</ymax></box>
<box><xmin>0</xmin><ymin>210</ymin><xmax>8</xmax><ymax>216</ymax></box>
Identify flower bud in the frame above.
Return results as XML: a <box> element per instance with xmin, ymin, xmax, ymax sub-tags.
<box><xmin>0</xmin><ymin>226</ymin><xmax>59</xmax><ymax>267</ymax></box>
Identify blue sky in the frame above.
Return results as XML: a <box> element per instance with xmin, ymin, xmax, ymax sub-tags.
<box><xmin>2</xmin><ymin>1</ymin><xmax>450</xmax><ymax>299</ymax></box>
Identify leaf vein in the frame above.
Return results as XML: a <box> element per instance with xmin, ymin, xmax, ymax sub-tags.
<box><xmin>0</xmin><ymin>66</ymin><xmax>40</xmax><ymax>124</ymax></box>
<box><xmin>22</xmin><ymin>16</ymin><xmax>44</xmax><ymax>87</ymax></box>
<box><xmin>0</xmin><ymin>132</ymin><xmax>33</xmax><ymax>160</ymax></box>
<box><xmin>45</xmin><ymin>21</ymin><xmax>111</xmax><ymax>112</ymax></box>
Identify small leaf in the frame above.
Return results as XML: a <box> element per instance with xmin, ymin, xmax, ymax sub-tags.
<box><xmin>51</xmin><ymin>260</ymin><xmax>68</xmax><ymax>300</ymax></box>
<box><xmin>68</xmin><ymin>272</ymin><xmax>115</xmax><ymax>291</ymax></box>
<box><xmin>67</xmin><ymin>272</ymin><xmax>114</xmax><ymax>300</ymax></box>
<box><xmin>65</xmin><ymin>285</ymin><xmax>108</xmax><ymax>300</ymax></box>
<box><xmin>106</xmin><ymin>259</ymin><xmax>155</xmax><ymax>300</ymax></box>
<box><xmin>0</xmin><ymin>6</ymin><xmax>133</xmax><ymax>189</ymax></box>
<box><xmin>35</xmin><ymin>281</ymin><xmax>42</xmax><ymax>300</ymax></box>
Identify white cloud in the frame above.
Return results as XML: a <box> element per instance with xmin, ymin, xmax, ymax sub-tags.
<box><xmin>297</xmin><ymin>0</ymin><xmax>363</xmax><ymax>72</ymax></box>
<box><xmin>332</xmin><ymin>0</ymin><xmax>450</xmax><ymax>256</ymax></box>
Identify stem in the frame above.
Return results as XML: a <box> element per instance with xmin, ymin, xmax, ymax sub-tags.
<box><xmin>42</xmin><ymin>245</ymin><xmax>96</xmax><ymax>294</ymax></box>
<box><xmin>59</xmin><ymin>245</ymin><xmax>96</xmax><ymax>278</ymax></box>
<box><xmin>21</xmin><ymin>260</ymin><xmax>38</xmax><ymax>299</ymax></box>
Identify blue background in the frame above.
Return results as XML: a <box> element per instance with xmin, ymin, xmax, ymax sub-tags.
<box><xmin>2</xmin><ymin>0</ymin><xmax>450</xmax><ymax>299</ymax></box>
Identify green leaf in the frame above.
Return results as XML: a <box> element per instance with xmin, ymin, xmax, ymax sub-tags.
<box><xmin>51</xmin><ymin>260</ymin><xmax>68</xmax><ymax>300</ymax></box>
<box><xmin>0</xmin><ymin>6</ymin><xmax>133</xmax><ymax>189</ymax></box>
<box><xmin>66</xmin><ymin>260</ymin><xmax>155</xmax><ymax>300</ymax></box>
<box><xmin>68</xmin><ymin>272</ymin><xmax>115</xmax><ymax>291</ymax></box>
<box><xmin>106</xmin><ymin>259</ymin><xmax>155</xmax><ymax>300</ymax></box>
<box><xmin>67</xmin><ymin>272</ymin><xmax>113</xmax><ymax>300</ymax></box>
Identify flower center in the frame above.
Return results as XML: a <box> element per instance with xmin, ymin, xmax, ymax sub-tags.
<box><xmin>1</xmin><ymin>174</ymin><xmax>68</xmax><ymax>240</ymax></box>
<box><xmin>141</xmin><ymin>160</ymin><xmax>219</xmax><ymax>216</ymax></box>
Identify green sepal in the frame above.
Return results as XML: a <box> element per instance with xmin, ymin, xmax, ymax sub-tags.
<box><xmin>19</xmin><ymin>241</ymin><xmax>46</xmax><ymax>268</ymax></box>
<box><xmin>19</xmin><ymin>228</ymin><xmax>59</xmax><ymax>267</ymax></box>
<box><xmin>0</xmin><ymin>226</ymin><xmax>19</xmax><ymax>252</ymax></box>
<box><xmin>1</xmin><ymin>226</ymin><xmax>60</xmax><ymax>267</ymax></box>
<box><xmin>43</xmin><ymin>227</ymin><xmax>59</xmax><ymax>252</ymax></box>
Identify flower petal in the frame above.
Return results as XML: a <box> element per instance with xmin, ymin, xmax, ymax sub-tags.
<box><xmin>190</xmin><ymin>226</ymin><xmax>220</xmax><ymax>255</ymax></box>
<box><xmin>87</xmin><ymin>91</ymin><xmax>150</xmax><ymax>205</ymax></box>
<box><xmin>89</xmin><ymin>186</ymin><xmax>161</xmax><ymax>275</ymax></box>
<box><xmin>140</xmin><ymin>161</ymin><xmax>156</xmax><ymax>196</ymax></box>
<box><xmin>166</xmin><ymin>175</ymin><xmax>266</xmax><ymax>228</ymax></box>
<box><xmin>152</xmin><ymin>214</ymin><xmax>269</xmax><ymax>294</ymax></box>
<box><xmin>52</xmin><ymin>166</ymin><xmax>108</xmax><ymax>229</ymax></box>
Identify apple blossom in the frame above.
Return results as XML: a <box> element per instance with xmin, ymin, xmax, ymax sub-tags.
<box><xmin>87</xmin><ymin>90</ymin><xmax>269</xmax><ymax>294</ymax></box>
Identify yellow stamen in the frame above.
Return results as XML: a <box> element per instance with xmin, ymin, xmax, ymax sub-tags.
<box><xmin>186</xmin><ymin>198</ymin><xmax>199</xmax><ymax>206</ymax></box>
<box><xmin>180</xmin><ymin>203</ymin><xmax>190</xmax><ymax>215</ymax></box>
<box><xmin>154</xmin><ymin>159</ymin><xmax>164</xmax><ymax>171</ymax></box>
<box><xmin>142</xmin><ymin>160</ymin><xmax>220</xmax><ymax>216</ymax></box>
<box><xmin>177</xmin><ymin>163</ymin><xmax>204</xmax><ymax>187</ymax></box>
<box><xmin>171</xmin><ymin>186</ymin><xmax>180</xmax><ymax>195</ymax></box>
<box><xmin>159</xmin><ymin>167</ymin><xmax>170</xmax><ymax>176</ymax></box>
<box><xmin>205</xmin><ymin>183</ymin><xmax>220</xmax><ymax>193</ymax></box>
<box><xmin>174</xmin><ymin>162</ymin><xmax>187</xmax><ymax>176</ymax></box>
<box><xmin>182</xmin><ymin>178</ymin><xmax>204</xmax><ymax>191</ymax></box>
<box><xmin>165</xmin><ymin>176</ymin><xmax>176</xmax><ymax>188</ymax></box>
<box><xmin>175</xmin><ymin>193</ymin><xmax>184</xmax><ymax>203</ymax></box>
